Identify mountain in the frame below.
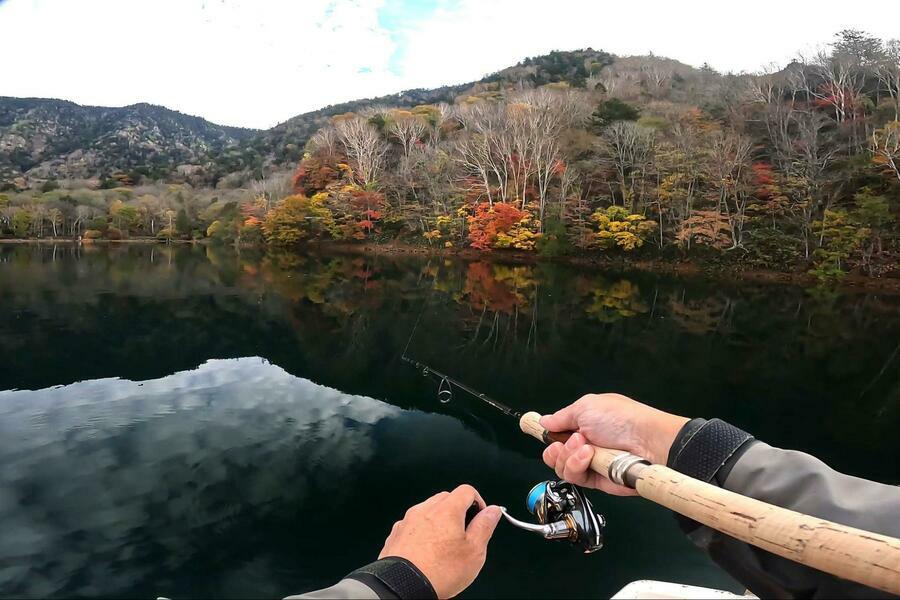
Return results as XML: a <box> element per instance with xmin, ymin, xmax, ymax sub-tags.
<box><xmin>0</xmin><ymin>98</ymin><xmax>257</xmax><ymax>188</ymax></box>
<box><xmin>2</xmin><ymin>48</ymin><xmax>706</xmax><ymax>190</ymax></box>
<box><xmin>232</xmin><ymin>48</ymin><xmax>617</xmax><ymax>170</ymax></box>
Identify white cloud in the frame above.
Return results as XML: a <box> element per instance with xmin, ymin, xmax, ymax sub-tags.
<box><xmin>398</xmin><ymin>0</ymin><xmax>900</xmax><ymax>87</ymax></box>
<box><xmin>0</xmin><ymin>0</ymin><xmax>405</xmax><ymax>128</ymax></box>
<box><xmin>1</xmin><ymin>0</ymin><xmax>898</xmax><ymax>129</ymax></box>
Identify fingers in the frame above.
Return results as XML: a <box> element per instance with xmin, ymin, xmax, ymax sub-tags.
<box><xmin>542</xmin><ymin>433</ymin><xmax>638</xmax><ymax>496</ymax></box>
<box><xmin>466</xmin><ymin>505</ymin><xmax>502</xmax><ymax>548</ymax></box>
<box><xmin>539</xmin><ymin>402</ymin><xmax>581</xmax><ymax>432</ymax></box>
<box><xmin>551</xmin><ymin>432</ymin><xmax>592</xmax><ymax>486</ymax></box>
<box><xmin>563</xmin><ymin>443</ymin><xmax>594</xmax><ymax>483</ymax></box>
<box><xmin>444</xmin><ymin>484</ymin><xmax>486</xmax><ymax>515</ymax></box>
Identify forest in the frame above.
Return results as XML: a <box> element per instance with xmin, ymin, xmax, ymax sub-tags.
<box><xmin>2</xmin><ymin>31</ymin><xmax>899</xmax><ymax>282</ymax></box>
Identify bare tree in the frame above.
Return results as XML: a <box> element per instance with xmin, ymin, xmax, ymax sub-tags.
<box><xmin>598</xmin><ymin>121</ymin><xmax>656</xmax><ymax>213</ymax></box>
<box><xmin>333</xmin><ymin>117</ymin><xmax>388</xmax><ymax>187</ymax></box>
<box><xmin>308</xmin><ymin>127</ymin><xmax>340</xmax><ymax>158</ymax></box>
<box><xmin>876</xmin><ymin>40</ymin><xmax>900</xmax><ymax>120</ymax></box>
<box><xmin>250</xmin><ymin>172</ymin><xmax>291</xmax><ymax>209</ymax></box>
<box><xmin>706</xmin><ymin>130</ymin><xmax>753</xmax><ymax>248</ymax></box>
<box><xmin>73</xmin><ymin>205</ymin><xmax>95</xmax><ymax>235</ymax></box>
<box><xmin>749</xmin><ymin>67</ymin><xmax>801</xmax><ymax>172</ymax></box>
<box><xmin>387</xmin><ymin>112</ymin><xmax>427</xmax><ymax>160</ymax></box>
<box><xmin>455</xmin><ymin>102</ymin><xmax>511</xmax><ymax>204</ymax></box>
<box><xmin>455</xmin><ymin>90</ymin><xmax>589</xmax><ymax>225</ymax></box>
<box><xmin>641</xmin><ymin>63</ymin><xmax>673</xmax><ymax>98</ymax></box>
<box><xmin>873</xmin><ymin>123</ymin><xmax>900</xmax><ymax>182</ymax></box>
<box><xmin>787</xmin><ymin>110</ymin><xmax>839</xmax><ymax>257</ymax></box>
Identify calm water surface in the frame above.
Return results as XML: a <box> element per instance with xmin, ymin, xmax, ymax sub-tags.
<box><xmin>1</xmin><ymin>244</ymin><xmax>898</xmax><ymax>599</ymax></box>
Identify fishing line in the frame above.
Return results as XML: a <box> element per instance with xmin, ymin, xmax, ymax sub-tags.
<box><xmin>399</xmin><ymin>265</ymin><xmax>521</xmax><ymax>419</ymax></box>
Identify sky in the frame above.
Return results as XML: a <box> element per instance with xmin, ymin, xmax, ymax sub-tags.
<box><xmin>1</xmin><ymin>0</ymin><xmax>898</xmax><ymax>129</ymax></box>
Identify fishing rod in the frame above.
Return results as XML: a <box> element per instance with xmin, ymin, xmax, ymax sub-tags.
<box><xmin>400</xmin><ymin>298</ymin><xmax>605</xmax><ymax>551</ymax></box>
<box><xmin>401</xmin><ymin>358</ymin><xmax>900</xmax><ymax>593</ymax></box>
<box><xmin>400</xmin><ymin>356</ymin><xmax>521</xmax><ymax>419</ymax></box>
<box><xmin>402</xmin><ymin>354</ymin><xmax>605</xmax><ymax>553</ymax></box>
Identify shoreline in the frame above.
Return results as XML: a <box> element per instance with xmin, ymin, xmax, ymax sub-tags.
<box><xmin>313</xmin><ymin>241</ymin><xmax>900</xmax><ymax>295</ymax></box>
<box><xmin>4</xmin><ymin>237</ymin><xmax>899</xmax><ymax>294</ymax></box>
<box><xmin>0</xmin><ymin>238</ymin><xmax>196</xmax><ymax>245</ymax></box>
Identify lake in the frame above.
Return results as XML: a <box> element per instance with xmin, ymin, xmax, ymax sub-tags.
<box><xmin>1</xmin><ymin>243</ymin><xmax>898</xmax><ymax>599</ymax></box>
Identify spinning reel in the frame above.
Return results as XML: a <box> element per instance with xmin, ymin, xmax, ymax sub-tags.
<box><xmin>500</xmin><ymin>480</ymin><xmax>605</xmax><ymax>553</ymax></box>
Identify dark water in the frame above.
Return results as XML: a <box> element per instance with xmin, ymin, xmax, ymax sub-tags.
<box><xmin>1</xmin><ymin>244</ymin><xmax>898</xmax><ymax>599</ymax></box>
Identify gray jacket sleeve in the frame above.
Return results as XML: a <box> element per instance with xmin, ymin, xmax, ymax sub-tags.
<box><xmin>285</xmin><ymin>578</ymin><xmax>380</xmax><ymax>599</ymax></box>
<box><xmin>669</xmin><ymin>419</ymin><xmax>900</xmax><ymax>599</ymax></box>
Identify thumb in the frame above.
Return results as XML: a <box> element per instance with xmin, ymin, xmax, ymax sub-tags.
<box><xmin>466</xmin><ymin>505</ymin><xmax>502</xmax><ymax>548</ymax></box>
<box><xmin>540</xmin><ymin>403</ymin><xmax>580</xmax><ymax>432</ymax></box>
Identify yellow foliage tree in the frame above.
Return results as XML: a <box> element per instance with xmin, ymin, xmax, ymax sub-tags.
<box><xmin>495</xmin><ymin>213</ymin><xmax>541</xmax><ymax>250</ymax></box>
<box><xmin>590</xmin><ymin>206</ymin><xmax>655</xmax><ymax>251</ymax></box>
<box><xmin>263</xmin><ymin>194</ymin><xmax>336</xmax><ymax>246</ymax></box>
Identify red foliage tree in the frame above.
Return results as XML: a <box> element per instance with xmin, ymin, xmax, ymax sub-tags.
<box><xmin>751</xmin><ymin>162</ymin><xmax>775</xmax><ymax>199</ymax></box>
<box><xmin>292</xmin><ymin>156</ymin><xmax>340</xmax><ymax>196</ymax></box>
<box><xmin>349</xmin><ymin>189</ymin><xmax>385</xmax><ymax>239</ymax></box>
<box><xmin>466</xmin><ymin>202</ymin><xmax>527</xmax><ymax>250</ymax></box>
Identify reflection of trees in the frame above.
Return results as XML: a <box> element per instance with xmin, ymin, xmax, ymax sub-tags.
<box><xmin>581</xmin><ymin>278</ymin><xmax>649</xmax><ymax>323</ymax></box>
<box><xmin>461</xmin><ymin>262</ymin><xmax>533</xmax><ymax>314</ymax></box>
<box><xmin>2</xmin><ymin>244</ymin><xmax>900</xmax><ymax>478</ymax></box>
<box><xmin>667</xmin><ymin>294</ymin><xmax>734</xmax><ymax>335</ymax></box>
<box><xmin>456</xmin><ymin>262</ymin><xmax>540</xmax><ymax>353</ymax></box>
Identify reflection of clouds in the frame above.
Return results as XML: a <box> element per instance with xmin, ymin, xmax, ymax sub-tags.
<box><xmin>0</xmin><ymin>358</ymin><xmax>400</xmax><ymax>598</ymax></box>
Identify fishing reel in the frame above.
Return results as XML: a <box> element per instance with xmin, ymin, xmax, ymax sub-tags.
<box><xmin>500</xmin><ymin>480</ymin><xmax>605</xmax><ymax>553</ymax></box>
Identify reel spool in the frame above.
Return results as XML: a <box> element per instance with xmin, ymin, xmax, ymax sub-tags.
<box><xmin>500</xmin><ymin>480</ymin><xmax>605</xmax><ymax>553</ymax></box>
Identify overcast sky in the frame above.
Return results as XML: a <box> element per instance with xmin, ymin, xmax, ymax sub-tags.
<box><xmin>1</xmin><ymin>0</ymin><xmax>898</xmax><ymax>129</ymax></box>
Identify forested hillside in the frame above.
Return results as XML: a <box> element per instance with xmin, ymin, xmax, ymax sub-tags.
<box><xmin>0</xmin><ymin>98</ymin><xmax>256</xmax><ymax>188</ymax></box>
<box><xmin>2</xmin><ymin>33</ymin><xmax>899</xmax><ymax>281</ymax></box>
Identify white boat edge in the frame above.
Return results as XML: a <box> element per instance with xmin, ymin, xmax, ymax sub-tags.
<box><xmin>611</xmin><ymin>580</ymin><xmax>756</xmax><ymax>599</ymax></box>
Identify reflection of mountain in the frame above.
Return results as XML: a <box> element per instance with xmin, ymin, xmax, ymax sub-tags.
<box><xmin>0</xmin><ymin>358</ymin><xmax>399</xmax><ymax>597</ymax></box>
<box><xmin>4</xmin><ymin>355</ymin><xmax>699</xmax><ymax>600</ymax></box>
<box><xmin>3</xmin><ymin>244</ymin><xmax>898</xmax><ymax>598</ymax></box>
<box><xmin>1</xmin><ymin>244</ymin><xmax>898</xmax><ymax>481</ymax></box>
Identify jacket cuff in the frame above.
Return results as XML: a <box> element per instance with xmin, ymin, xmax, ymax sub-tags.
<box><xmin>667</xmin><ymin>418</ymin><xmax>754</xmax><ymax>484</ymax></box>
<box><xmin>346</xmin><ymin>557</ymin><xmax>437</xmax><ymax>600</ymax></box>
<box><xmin>666</xmin><ymin>418</ymin><xmax>755</xmax><ymax>534</ymax></box>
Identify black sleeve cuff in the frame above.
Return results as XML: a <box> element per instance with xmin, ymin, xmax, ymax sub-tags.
<box><xmin>346</xmin><ymin>557</ymin><xmax>437</xmax><ymax>600</ymax></box>
<box><xmin>667</xmin><ymin>418</ymin><xmax>755</xmax><ymax>534</ymax></box>
<box><xmin>667</xmin><ymin>418</ymin><xmax>754</xmax><ymax>484</ymax></box>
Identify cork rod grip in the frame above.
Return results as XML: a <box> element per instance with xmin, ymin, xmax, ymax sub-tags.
<box><xmin>518</xmin><ymin>411</ymin><xmax>900</xmax><ymax>595</ymax></box>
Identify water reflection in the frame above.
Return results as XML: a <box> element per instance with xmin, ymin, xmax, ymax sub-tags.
<box><xmin>0</xmin><ymin>358</ymin><xmax>399</xmax><ymax>597</ymax></box>
<box><xmin>1</xmin><ymin>243</ymin><xmax>899</xmax><ymax>598</ymax></box>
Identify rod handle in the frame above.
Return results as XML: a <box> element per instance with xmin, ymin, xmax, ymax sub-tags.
<box><xmin>519</xmin><ymin>411</ymin><xmax>630</xmax><ymax>474</ymax></box>
<box><xmin>518</xmin><ymin>411</ymin><xmax>900</xmax><ymax>596</ymax></box>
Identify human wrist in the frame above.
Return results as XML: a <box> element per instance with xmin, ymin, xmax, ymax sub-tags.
<box><xmin>639</xmin><ymin>411</ymin><xmax>689</xmax><ymax>465</ymax></box>
<box><xmin>348</xmin><ymin>557</ymin><xmax>437</xmax><ymax>600</ymax></box>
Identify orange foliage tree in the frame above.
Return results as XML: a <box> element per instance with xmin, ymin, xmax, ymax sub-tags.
<box><xmin>466</xmin><ymin>202</ymin><xmax>539</xmax><ymax>251</ymax></box>
<box><xmin>292</xmin><ymin>155</ymin><xmax>341</xmax><ymax>196</ymax></box>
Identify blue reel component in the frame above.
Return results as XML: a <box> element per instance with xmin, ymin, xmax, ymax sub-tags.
<box><xmin>526</xmin><ymin>481</ymin><xmax>550</xmax><ymax>515</ymax></box>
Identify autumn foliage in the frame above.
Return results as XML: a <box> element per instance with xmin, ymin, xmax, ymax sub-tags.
<box><xmin>263</xmin><ymin>194</ymin><xmax>336</xmax><ymax>246</ymax></box>
<box><xmin>590</xmin><ymin>206</ymin><xmax>655</xmax><ymax>251</ymax></box>
<box><xmin>467</xmin><ymin>202</ymin><xmax>540</xmax><ymax>251</ymax></box>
